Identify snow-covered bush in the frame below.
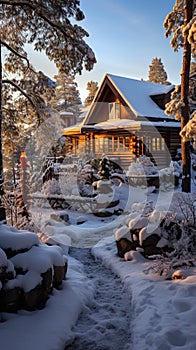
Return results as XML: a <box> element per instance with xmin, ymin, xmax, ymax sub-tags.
<box><xmin>159</xmin><ymin>161</ymin><xmax>181</xmax><ymax>190</ymax></box>
<box><xmin>127</xmin><ymin>156</ymin><xmax>158</xmax><ymax>176</ymax></box>
<box><xmin>143</xmin><ymin>193</ymin><xmax>196</xmax><ymax>278</ymax></box>
<box><xmin>42</xmin><ymin>178</ymin><xmax>61</xmax><ymax>196</ymax></box>
<box><xmin>58</xmin><ymin>163</ymin><xmax>79</xmax><ymax>196</ymax></box>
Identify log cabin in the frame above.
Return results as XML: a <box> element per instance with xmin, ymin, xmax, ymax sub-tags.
<box><xmin>62</xmin><ymin>74</ymin><xmax>181</xmax><ymax>170</ymax></box>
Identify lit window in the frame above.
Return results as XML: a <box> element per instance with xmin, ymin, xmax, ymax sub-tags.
<box><xmin>151</xmin><ymin>137</ymin><xmax>165</xmax><ymax>151</ymax></box>
<box><xmin>109</xmin><ymin>103</ymin><xmax>121</xmax><ymax>119</ymax></box>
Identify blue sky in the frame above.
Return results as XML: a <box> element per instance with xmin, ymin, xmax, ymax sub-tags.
<box><xmin>30</xmin><ymin>0</ymin><xmax>182</xmax><ymax>102</ymax></box>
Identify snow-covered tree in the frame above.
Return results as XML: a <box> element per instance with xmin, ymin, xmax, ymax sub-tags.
<box><xmin>0</xmin><ymin>0</ymin><xmax>96</xmax><ymax>220</ymax></box>
<box><xmin>1</xmin><ymin>151</ymin><xmax>33</xmax><ymax>229</ymax></box>
<box><xmin>51</xmin><ymin>72</ymin><xmax>81</xmax><ymax>121</ymax></box>
<box><xmin>84</xmin><ymin>81</ymin><xmax>98</xmax><ymax>106</ymax></box>
<box><xmin>164</xmin><ymin>0</ymin><xmax>195</xmax><ymax>192</ymax></box>
<box><xmin>165</xmin><ymin>60</ymin><xmax>196</xmax><ymax>120</ymax></box>
<box><xmin>98</xmin><ymin>156</ymin><xmax>111</xmax><ymax>180</ymax></box>
<box><xmin>180</xmin><ymin>110</ymin><xmax>196</xmax><ymax>147</ymax></box>
<box><xmin>148</xmin><ymin>57</ymin><xmax>170</xmax><ymax>85</ymax></box>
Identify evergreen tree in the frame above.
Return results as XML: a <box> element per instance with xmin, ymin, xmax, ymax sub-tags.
<box><xmin>98</xmin><ymin>156</ymin><xmax>111</xmax><ymax>180</ymax></box>
<box><xmin>165</xmin><ymin>59</ymin><xmax>196</xmax><ymax>120</ymax></box>
<box><xmin>84</xmin><ymin>81</ymin><xmax>98</xmax><ymax>106</ymax></box>
<box><xmin>148</xmin><ymin>57</ymin><xmax>170</xmax><ymax>85</ymax></box>
<box><xmin>0</xmin><ymin>0</ymin><xmax>96</xmax><ymax>219</ymax></box>
<box><xmin>51</xmin><ymin>72</ymin><xmax>81</xmax><ymax>121</ymax></box>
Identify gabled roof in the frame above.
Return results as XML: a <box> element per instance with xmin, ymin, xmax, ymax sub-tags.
<box><xmin>84</xmin><ymin>73</ymin><xmax>174</xmax><ymax>124</ymax></box>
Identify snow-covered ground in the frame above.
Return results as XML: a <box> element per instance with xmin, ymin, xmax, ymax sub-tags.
<box><xmin>0</xmin><ymin>184</ymin><xmax>196</xmax><ymax>350</ymax></box>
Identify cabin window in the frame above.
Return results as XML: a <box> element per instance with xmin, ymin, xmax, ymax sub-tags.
<box><xmin>108</xmin><ymin>137</ymin><xmax>113</xmax><ymax>152</ymax></box>
<box><xmin>94</xmin><ymin>135</ymin><xmax>131</xmax><ymax>153</ymax></box>
<box><xmin>114</xmin><ymin>136</ymin><xmax>118</xmax><ymax>151</ymax></box>
<box><xmin>152</xmin><ymin>137</ymin><xmax>165</xmax><ymax>151</ymax></box>
<box><xmin>109</xmin><ymin>103</ymin><xmax>121</xmax><ymax>119</ymax></box>
<box><xmin>145</xmin><ymin>136</ymin><xmax>152</xmax><ymax>152</ymax></box>
<box><xmin>145</xmin><ymin>136</ymin><xmax>165</xmax><ymax>152</ymax></box>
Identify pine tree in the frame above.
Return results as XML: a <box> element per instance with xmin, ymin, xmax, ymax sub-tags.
<box><xmin>51</xmin><ymin>72</ymin><xmax>81</xmax><ymax>123</ymax></box>
<box><xmin>98</xmin><ymin>156</ymin><xmax>111</xmax><ymax>180</ymax></box>
<box><xmin>84</xmin><ymin>81</ymin><xmax>98</xmax><ymax>106</ymax></box>
<box><xmin>148</xmin><ymin>58</ymin><xmax>170</xmax><ymax>85</ymax></box>
<box><xmin>0</xmin><ymin>0</ymin><xmax>96</xmax><ymax>219</ymax></box>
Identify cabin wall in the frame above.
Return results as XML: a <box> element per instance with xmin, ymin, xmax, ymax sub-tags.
<box><xmin>65</xmin><ymin>128</ymin><xmax>180</xmax><ymax>170</ymax></box>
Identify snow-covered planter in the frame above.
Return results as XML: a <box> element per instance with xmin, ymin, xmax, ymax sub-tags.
<box><xmin>0</xmin><ymin>224</ymin><xmax>68</xmax><ymax>312</ymax></box>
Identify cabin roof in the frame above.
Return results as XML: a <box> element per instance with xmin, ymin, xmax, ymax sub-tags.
<box><xmin>82</xmin><ymin>119</ymin><xmax>180</xmax><ymax>132</ymax></box>
<box><xmin>84</xmin><ymin>73</ymin><xmax>174</xmax><ymax>123</ymax></box>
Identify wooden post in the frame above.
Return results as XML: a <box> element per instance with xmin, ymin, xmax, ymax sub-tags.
<box><xmin>181</xmin><ymin>0</ymin><xmax>193</xmax><ymax>192</ymax></box>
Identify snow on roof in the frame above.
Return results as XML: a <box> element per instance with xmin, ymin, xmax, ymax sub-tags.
<box><xmin>62</xmin><ymin>123</ymin><xmax>83</xmax><ymax>135</ymax></box>
<box><xmin>82</xmin><ymin>119</ymin><xmax>180</xmax><ymax>132</ymax></box>
<box><xmin>107</xmin><ymin>74</ymin><xmax>174</xmax><ymax>119</ymax></box>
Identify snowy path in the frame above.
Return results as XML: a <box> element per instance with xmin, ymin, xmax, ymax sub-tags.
<box><xmin>64</xmin><ymin>247</ymin><xmax>132</xmax><ymax>350</ymax></box>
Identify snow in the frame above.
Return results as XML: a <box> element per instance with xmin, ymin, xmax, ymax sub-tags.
<box><xmin>0</xmin><ymin>248</ymin><xmax>7</xmax><ymax>267</ymax></box>
<box><xmin>82</xmin><ymin>118</ymin><xmax>180</xmax><ymax>132</ymax></box>
<box><xmin>106</xmin><ymin>73</ymin><xmax>174</xmax><ymax>119</ymax></box>
<box><xmin>0</xmin><ymin>225</ymin><xmax>40</xmax><ymax>250</ymax></box>
<box><xmin>0</xmin><ymin>186</ymin><xmax>196</xmax><ymax>349</ymax></box>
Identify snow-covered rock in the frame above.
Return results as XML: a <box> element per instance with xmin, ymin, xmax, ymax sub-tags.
<box><xmin>0</xmin><ymin>224</ymin><xmax>68</xmax><ymax>312</ymax></box>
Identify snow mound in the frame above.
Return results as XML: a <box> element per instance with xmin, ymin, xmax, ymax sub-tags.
<box><xmin>0</xmin><ymin>225</ymin><xmax>40</xmax><ymax>250</ymax></box>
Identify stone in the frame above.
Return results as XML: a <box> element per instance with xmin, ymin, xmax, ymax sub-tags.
<box><xmin>23</xmin><ymin>284</ymin><xmax>47</xmax><ymax>311</ymax></box>
<box><xmin>141</xmin><ymin>233</ymin><xmax>162</xmax><ymax>257</ymax></box>
<box><xmin>53</xmin><ymin>263</ymin><xmax>68</xmax><ymax>288</ymax></box>
<box><xmin>142</xmin><ymin>233</ymin><xmax>160</xmax><ymax>248</ymax></box>
<box><xmin>116</xmin><ymin>238</ymin><xmax>139</xmax><ymax>258</ymax></box>
<box><xmin>0</xmin><ymin>287</ymin><xmax>23</xmax><ymax>313</ymax></box>
<box><xmin>59</xmin><ymin>213</ymin><xmax>70</xmax><ymax>223</ymax></box>
<box><xmin>3</xmin><ymin>247</ymin><xmax>29</xmax><ymax>259</ymax></box>
<box><xmin>41</xmin><ymin>268</ymin><xmax>53</xmax><ymax>294</ymax></box>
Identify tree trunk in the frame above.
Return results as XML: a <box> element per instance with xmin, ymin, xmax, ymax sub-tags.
<box><xmin>180</xmin><ymin>0</ymin><xmax>193</xmax><ymax>193</ymax></box>
<box><xmin>0</xmin><ymin>41</ymin><xmax>6</xmax><ymax>220</ymax></box>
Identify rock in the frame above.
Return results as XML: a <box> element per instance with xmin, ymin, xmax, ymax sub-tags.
<box><xmin>3</xmin><ymin>247</ymin><xmax>30</xmax><ymax>259</ymax></box>
<box><xmin>41</xmin><ymin>268</ymin><xmax>53</xmax><ymax>294</ymax></box>
<box><xmin>141</xmin><ymin>233</ymin><xmax>162</xmax><ymax>257</ymax></box>
<box><xmin>116</xmin><ymin>238</ymin><xmax>139</xmax><ymax>258</ymax></box>
<box><xmin>53</xmin><ymin>262</ymin><xmax>68</xmax><ymax>288</ymax></box>
<box><xmin>23</xmin><ymin>284</ymin><xmax>47</xmax><ymax>311</ymax></box>
<box><xmin>172</xmin><ymin>269</ymin><xmax>187</xmax><ymax>280</ymax></box>
<box><xmin>93</xmin><ymin>210</ymin><xmax>114</xmax><ymax>217</ymax></box>
<box><xmin>76</xmin><ymin>216</ymin><xmax>87</xmax><ymax>225</ymax></box>
<box><xmin>0</xmin><ymin>287</ymin><xmax>23</xmax><ymax>313</ymax></box>
<box><xmin>59</xmin><ymin>213</ymin><xmax>69</xmax><ymax>223</ymax></box>
<box><xmin>50</xmin><ymin>213</ymin><xmax>62</xmax><ymax>221</ymax></box>
<box><xmin>142</xmin><ymin>233</ymin><xmax>160</xmax><ymax>248</ymax></box>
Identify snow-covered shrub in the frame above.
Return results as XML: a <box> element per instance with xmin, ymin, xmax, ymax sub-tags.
<box><xmin>159</xmin><ymin>161</ymin><xmax>181</xmax><ymax>190</ymax></box>
<box><xmin>78</xmin><ymin>162</ymin><xmax>97</xmax><ymax>197</ymax></box>
<box><xmin>143</xmin><ymin>194</ymin><xmax>196</xmax><ymax>278</ymax></box>
<box><xmin>127</xmin><ymin>156</ymin><xmax>158</xmax><ymax>176</ymax></box>
<box><xmin>42</xmin><ymin>178</ymin><xmax>61</xmax><ymax>196</ymax></box>
<box><xmin>176</xmin><ymin>192</ymin><xmax>196</xmax><ymax>227</ymax></box>
<box><xmin>58</xmin><ymin>163</ymin><xmax>79</xmax><ymax>196</ymax></box>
